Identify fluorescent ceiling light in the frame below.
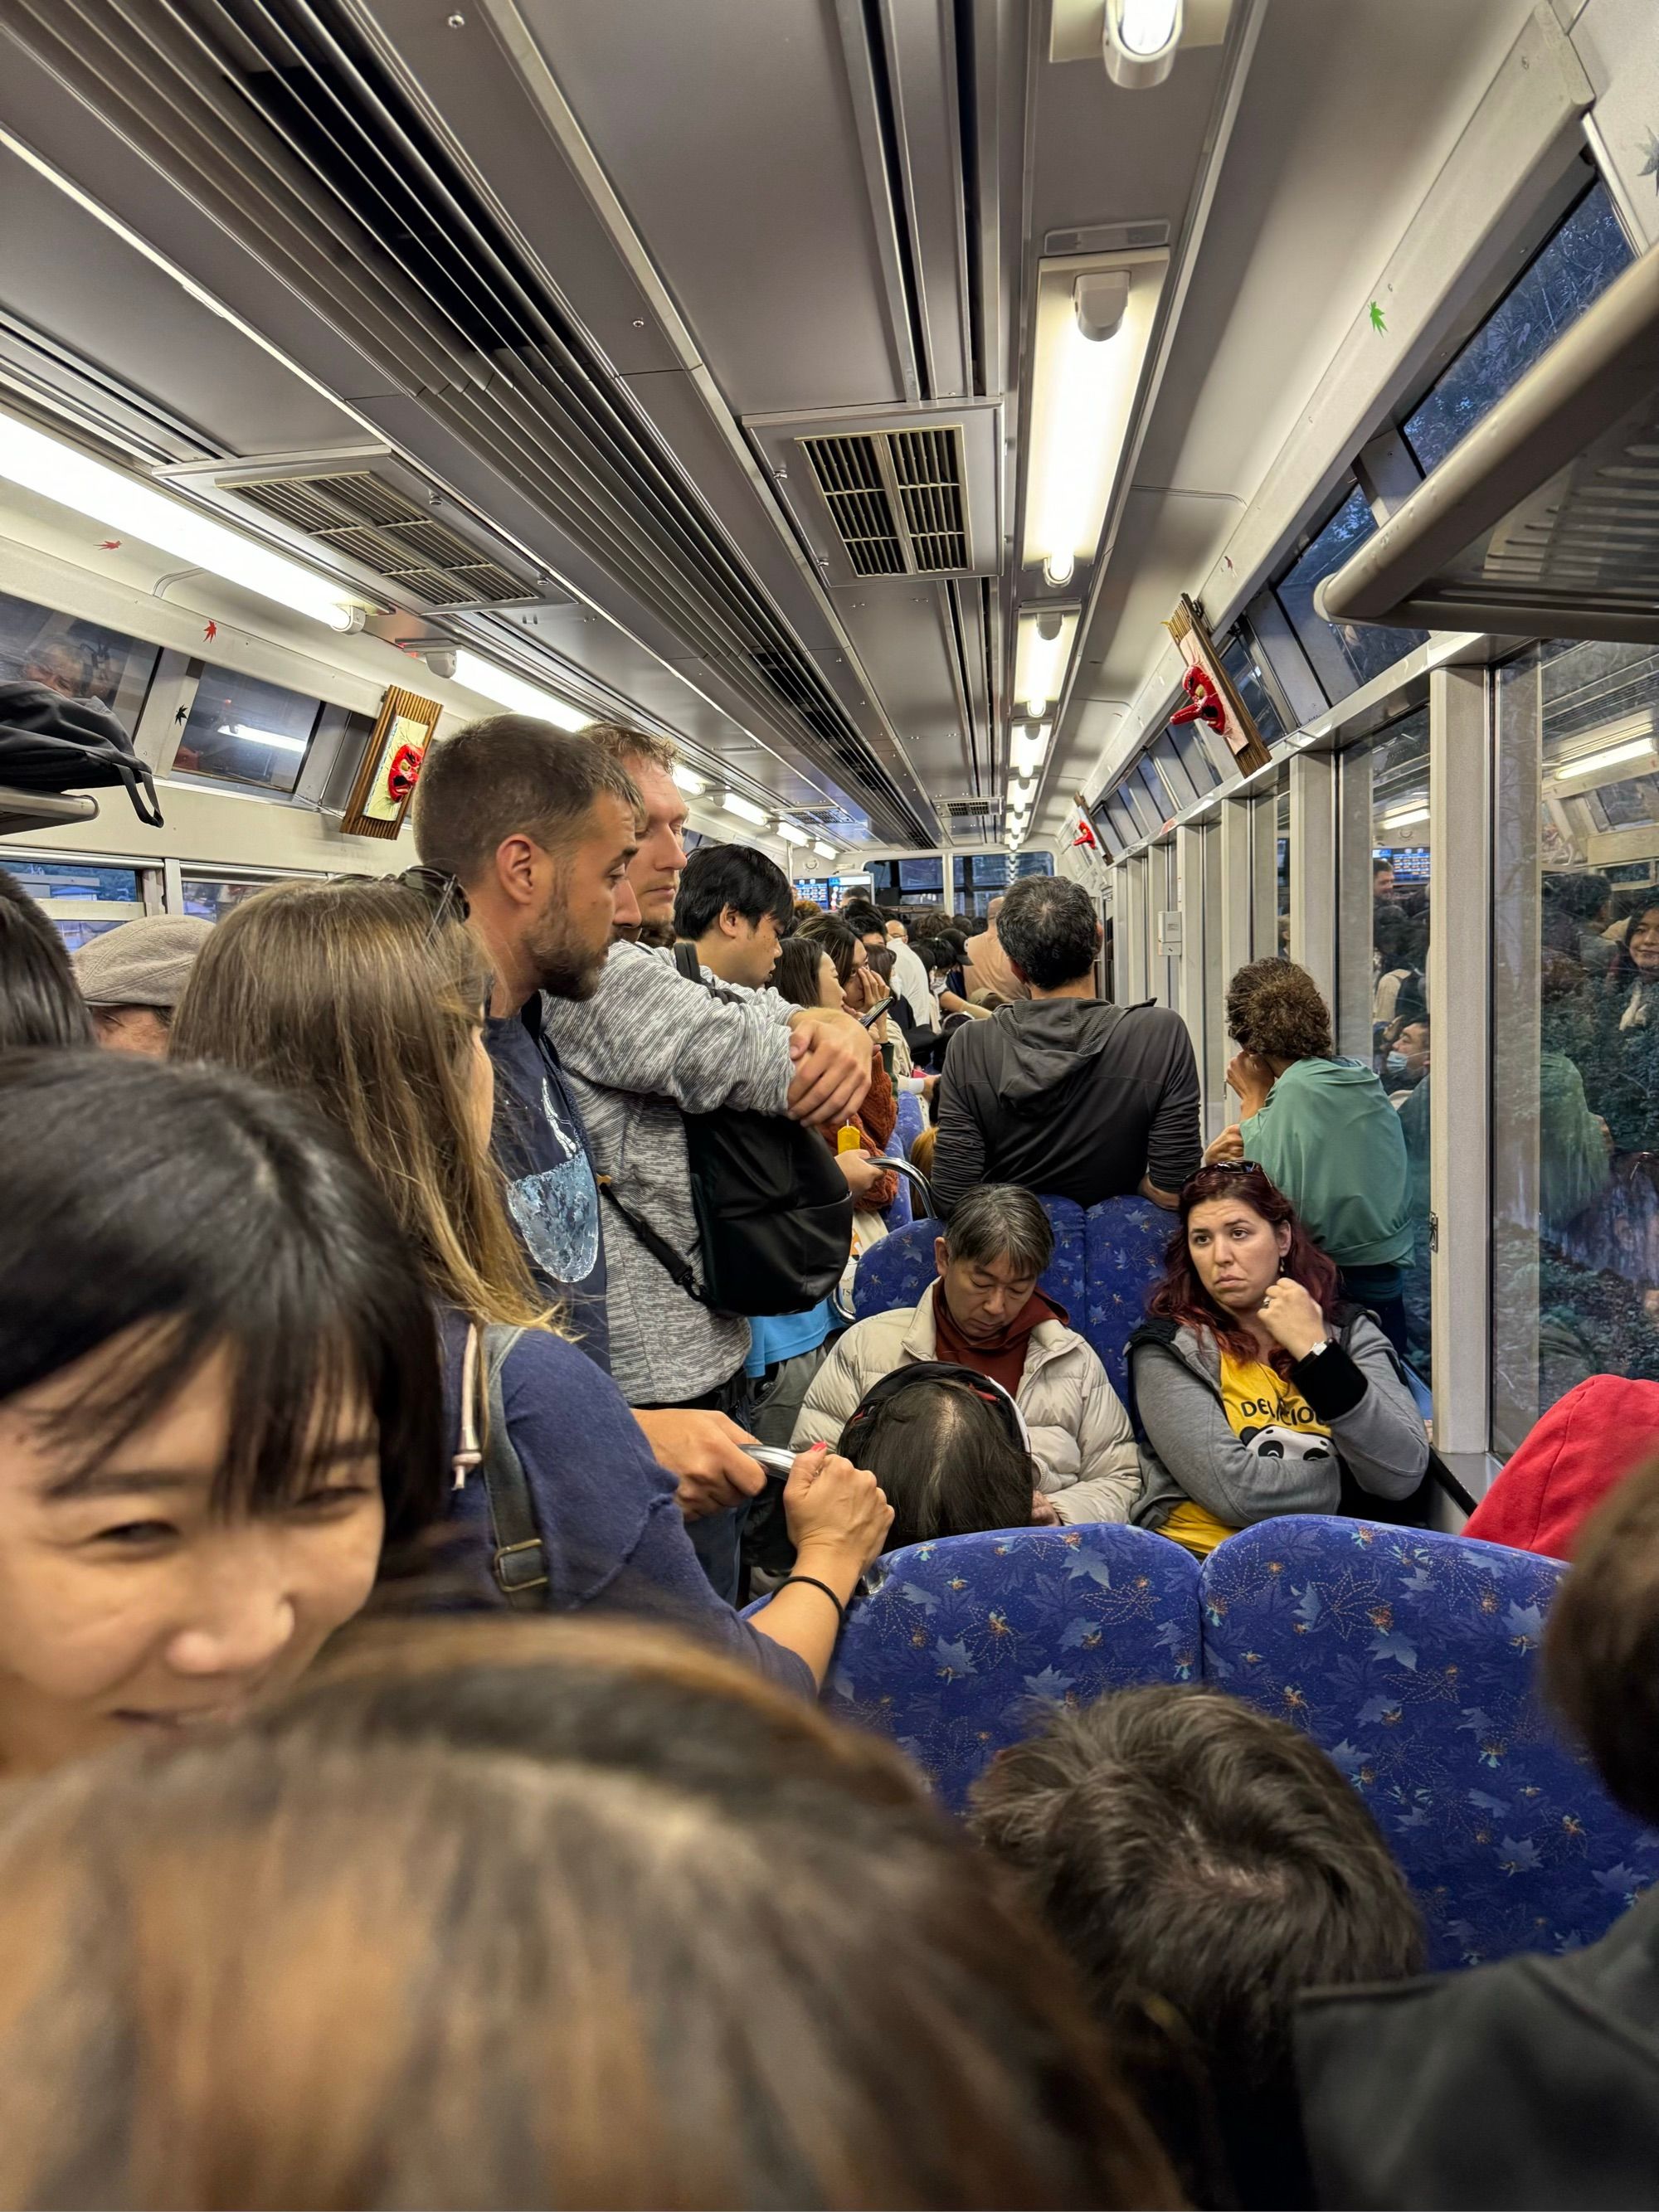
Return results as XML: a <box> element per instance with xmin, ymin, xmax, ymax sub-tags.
<box><xmin>1381</xmin><ymin>805</ymin><xmax>1429</xmax><ymax>830</ymax></box>
<box><xmin>722</xmin><ymin>791</ymin><xmax>768</xmax><ymax>826</ymax></box>
<box><xmin>1014</xmin><ymin>608</ymin><xmax>1080</xmax><ymax>724</ymax></box>
<box><xmin>812</xmin><ymin>839</ymin><xmax>837</xmax><ymax>861</ymax></box>
<box><xmin>1010</xmin><ymin>722</ymin><xmax>1051</xmax><ymax>779</ymax></box>
<box><xmin>1103</xmin><ymin>0</ymin><xmax>1183</xmax><ymax>86</ymax></box>
<box><xmin>449</xmin><ymin>649</ymin><xmax>591</xmax><ymax>732</ymax></box>
<box><xmin>775</xmin><ymin>819</ymin><xmax>807</xmax><ymax>844</ymax></box>
<box><xmin>1022</xmin><ymin>248</ymin><xmax>1168</xmax><ymax>581</ymax></box>
<box><xmin>216</xmin><ymin>722</ymin><xmax>307</xmax><ymax>754</ymax></box>
<box><xmin>1552</xmin><ymin>736</ymin><xmax>1656</xmax><ymax>782</ymax></box>
<box><xmin>0</xmin><ymin>408</ymin><xmax>364</xmax><ymax>632</ymax></box>
<box><xmin>672</xmin><ymin>765</ymin><xmax>707</xmax><ymax>795</ymax></box>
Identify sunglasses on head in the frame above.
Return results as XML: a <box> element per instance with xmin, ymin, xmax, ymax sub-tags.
<box><xmin>397</xmin><ymin>866</ymin><xmax>471</xmax><ymax>937</ymax></box>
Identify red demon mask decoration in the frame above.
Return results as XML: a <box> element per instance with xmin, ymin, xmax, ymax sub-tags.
<box><xmin>386</xmin><ymin>742</ymin><xmax>426</xmax><ymax>806</ymax></box>
<box><xmin>1170</xmin><ymin>661</ymin><xmax>1226</xmax><ymax>736</ymax></box>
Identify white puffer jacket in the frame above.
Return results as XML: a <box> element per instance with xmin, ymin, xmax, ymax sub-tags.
<box><xmin>791</xmin><ymin>1291</ymin><xmax>1143</xmax><ymax>1523</ymax></box>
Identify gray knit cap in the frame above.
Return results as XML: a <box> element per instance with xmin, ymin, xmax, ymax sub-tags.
<box><xmin>73</xmin><ymin>915</ymin><xmax>215</xmax><ymax>1008</ymax></box>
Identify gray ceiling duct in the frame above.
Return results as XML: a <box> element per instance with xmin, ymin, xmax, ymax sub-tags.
<box><xmin>0</xmin><ymin>0</ymin><xmax>932</xmax><ymax>842</ymax></box>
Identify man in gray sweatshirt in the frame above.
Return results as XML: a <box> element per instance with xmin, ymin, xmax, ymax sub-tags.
<box><xmin>538</xmin><ymin>724</ymin><xmax>874</xmax><ymax>1597</ymax></box>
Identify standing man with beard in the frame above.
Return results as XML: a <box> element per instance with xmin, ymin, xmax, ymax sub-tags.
<box><xmin>413</xmin><ymin>714</ymin><xmax>638</xmax><ymax>1369</ymax></box>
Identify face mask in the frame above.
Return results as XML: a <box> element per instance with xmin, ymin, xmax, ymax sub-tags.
<box><xmin>1384</xmin><ymin>1051</ymin><xmax>1409</xmax><ymax>1080</ymax></box>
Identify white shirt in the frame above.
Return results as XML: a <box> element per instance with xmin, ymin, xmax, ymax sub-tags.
<box><xmin>888</xmin><ymin>938</ymin><xmax>932</xmax><ymax>1028</ymax></box>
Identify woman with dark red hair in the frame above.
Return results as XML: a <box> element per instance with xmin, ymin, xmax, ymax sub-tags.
<box><xmin>1128</xmin><ymin>1163</ymin><xmax>1430</xmax><ymax>1557</ymax></box>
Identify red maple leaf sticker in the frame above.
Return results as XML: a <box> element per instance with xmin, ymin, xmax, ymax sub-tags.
<box><xmin>98</xmin><ymin>539</ymin><xmax>122</xmax><ymax>552</ymax></box>
<box><xmin>202</xmin><ymin>620</ymin><xmax>218</xmax><ymax>642</ymax></box>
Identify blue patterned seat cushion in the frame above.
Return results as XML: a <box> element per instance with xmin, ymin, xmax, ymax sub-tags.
<box><xmin>826</xmin><ymin>1523</ymin><xmax>1202</xmax><ymax>1811</ymax></box>
<box><xmin>1200</xmin><ymin>1517</ymin><xmax>1659</xmax><ymax>1967</ymax></box>
<box><xmin>1082</xmin><ymin>1197</ymin><xmax>1169</xmax><ymax>1398</ymax></box>
<box><xmin>894</xmin><ymin>1090</ymin><xmax>926</xmax><ymax>1152</ymax></box>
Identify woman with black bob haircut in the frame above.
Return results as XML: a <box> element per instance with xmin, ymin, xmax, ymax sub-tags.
<box><xmin>836</xmin><ymin>1372</ymin><xmax>1036</xmax><ymax>1553</ymax></box>
<box><xmin>1128</xmin><ymin>1161</ymin><xmax>1429</xmax><ymax>1558</ymax></box>
<box><xmin>0</xmin><ymin>1051</ymin><xmax>445</xmax><ymax>1780</ymax></box>
<box><xmin>0</xmin><ymin>865</ymin><xmax>94</xmax><ymax>1049</ymax></box>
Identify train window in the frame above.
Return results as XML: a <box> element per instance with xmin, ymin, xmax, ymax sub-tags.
<box><xmin>1220</xmin><ymin>631</ymin><xmax>1287</xmax><ymax>746</ymax></box>
<box><xmin>1272</xmin><ymin>483</ymin><xmax>1428</xmax><ymax>704</ymax></box>
<box><xmin>1274</xmin><ymin>769</ymin><xmax>1291</xmax><ymax>958</ymax></box>
<box><xmin>172</xmin><ymin>666</ymin><xmax>324</xmax><ymax>796</ymax></box>
<box><xmin>0</xmin><ymin>590</ymin><xmax>159</xmax><ymax>734</ymax></box>
<box><xmin>5</xmin><ymin>856</ymin><xmax>144</xmax><ymax>950</ymax></box>
<box><xmin>179</xmin><ymin>875</ymin><xmax>282</xmax><ymax>925</ymax></box>
<box><xmin>1403</xmin><ymin>182</ymin><xmax>1632</xmax><ymax>478</ymax></box>
<box><xmin>1012</xmin><ymin>852</ymin><xmax>1054</xmax><ymax>879</ymax></box>
<box><xmin>1491</xmin><ymin>639</ymin><xmax>1659</xmax><ymax>1452</ymax></box>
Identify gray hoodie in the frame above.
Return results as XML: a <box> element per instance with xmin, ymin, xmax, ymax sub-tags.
<box><xmin>1129</xmin><ymin>1311</ymin><xmax>1429</xmax><ymax>1533</ymax></box>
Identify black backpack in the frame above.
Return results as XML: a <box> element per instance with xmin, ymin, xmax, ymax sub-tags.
<box><xmin>0</xmin><ymin>682</ymin><xmax>163</xmax><ymax>827</ymax></box>
<box><xmin>596</xmin><ymin>944</ymin><xmax>854</xmax><ymax>1316</ymax></box>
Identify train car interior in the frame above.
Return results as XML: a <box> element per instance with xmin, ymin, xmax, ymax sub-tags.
<box><xmin>7</xmin><ymin>5</ymin><xmax>1659</xmax><ymax>2203</ymax></box>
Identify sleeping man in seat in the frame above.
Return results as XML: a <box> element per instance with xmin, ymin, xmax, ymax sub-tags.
<box><xmin>791</xmin><ymin>1184</ymin><xmax>1142</xmax><ymax>1526</ymax></box>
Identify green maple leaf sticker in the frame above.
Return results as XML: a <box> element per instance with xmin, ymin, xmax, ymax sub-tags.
<box><xmin>1369</xmin><ymin>300</ymin><xmax>1387</xmax><ymax>334</ymax></box>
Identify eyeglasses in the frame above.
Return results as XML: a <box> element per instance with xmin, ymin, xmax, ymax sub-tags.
<box><xmin>397</xmin><ymin>866</ymin><xmax>470</xmax><ymax>938</ymax></box>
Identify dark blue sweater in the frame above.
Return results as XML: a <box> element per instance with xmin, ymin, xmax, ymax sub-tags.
<box><xmin>439</xmin><ymin>1312</ymin><xmax>811</xmax><ymax>1699</ymax></box>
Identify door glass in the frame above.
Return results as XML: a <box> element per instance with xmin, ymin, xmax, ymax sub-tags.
<box><xmin>1491</xmin><ymin>641</ymin><xmax>1659</xmax><ymax>1451</ymax></box>
<box><xmin>1357</xmin><ymin>708</ymin><xmax>1432</xmax><ymax>1375</ymax></box>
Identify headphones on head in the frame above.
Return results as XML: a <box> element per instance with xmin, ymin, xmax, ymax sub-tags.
<box><xmin>839</xmin><ymin>1361</ymin><xmax>1033</xmax><ymax>1456</ymax></box>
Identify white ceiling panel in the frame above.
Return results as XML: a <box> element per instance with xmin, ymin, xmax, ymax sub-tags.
<box><xmin>516</xmin><ymin>0</ymin><xmax>908</xmax><ymax>415</ymax></box>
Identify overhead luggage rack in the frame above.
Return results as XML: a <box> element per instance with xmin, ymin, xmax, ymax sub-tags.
<box><xmin>1317</xmin><ymin>241</ymin><xmax>1659</xmax><ymax>645</ymax></box>
<box><xmin>0</xmin><ymin>787</ymin><xmax>97</xmax><ymax>839</ymax></box>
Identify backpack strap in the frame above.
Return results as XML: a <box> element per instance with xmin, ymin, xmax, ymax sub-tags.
<box><xmin>474</xmin><ymin>1323</ymin><xmax>549</xmax><ymax>1608</ymax></box>
<box><xmin>596</xmin><ymin>1177</ymin><xmax>713</xmax><ymax>1308</ymax></box>
<box><xmin>673</xmin><ymin>940</ymin><xmax>703</xmax><ymax>983</ymax></box>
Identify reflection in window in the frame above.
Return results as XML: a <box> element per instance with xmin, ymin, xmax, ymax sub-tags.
<box><xmin>1273</xmin><ymin>484</ymin><xmax>1428</xmax><ymax>703</ymax></box>
<box><xmin>1353</xmin><ymin>707</ymin><xmax>1432</xmax><ymax>1374</ymax></box>
<box><xmin>1274</xmin><ymin>768</ymin><xmax>1291</xmax><ymax>961</ymax></box>
<box><xmin>1404</xmin><ymin>183</ymin><xmax>1632</xmax><ymax>476</ymax></box>
<box><xmin>0</xmin><ymin>590</ymin><xmax>159</xmax><ymax>732</ymax></box>
<box><xmin>173</xmin><ymin>667</ymin><xmax>322</xmax><ymax>795</ymax></box>
<box><xmin>1220</xmin><ymin>632</ymin><xmax>1287</xmax><ymax>745</ymax></box>
<box><xmin>180</xmin><ymin>877</ymin><xmax>279</xmax><ymax>926</ymax></box>
<box><xmin>5</xmin><ymin>857</ymin><xmax>143</xmax><ymax>950</ymax></box>
<box><xmin>1492</xmin><ymin>641</ymin><xmax>1659</xmax><ymax>1452</ymax></box>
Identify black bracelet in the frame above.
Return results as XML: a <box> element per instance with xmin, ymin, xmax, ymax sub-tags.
<box><xmin>778</xmin><ymin>1573</ymin><xmax>848</xmax><ymax>1630</ymax></box>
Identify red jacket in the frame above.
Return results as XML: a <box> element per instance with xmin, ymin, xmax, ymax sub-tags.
<box><xmin>1465</xmin><ymin>1375</ymin><xmax>1659</xmax><ymax>1560</ymax></box>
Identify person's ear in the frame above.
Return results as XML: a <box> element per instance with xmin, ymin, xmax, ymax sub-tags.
<box><xmin>719</xmin><ymin>904</ymin><xmax>742</xmax><ymax>941</ymax></box>
<box><xmin>1275</xmin><ymin>1223</ymin><xmax>1292</xmax><ymax>1258</ymax></box>
<box><xmin>934</xmin><ymin>1237</ymin><xmax>950</xmax><ymax>1281</ymax></box>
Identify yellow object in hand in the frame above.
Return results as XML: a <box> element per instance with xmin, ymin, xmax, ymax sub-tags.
<box><xmin>837</xmin><ymin>1124</ymin><xmax>864</xmax><ymax>1154</ymax></box>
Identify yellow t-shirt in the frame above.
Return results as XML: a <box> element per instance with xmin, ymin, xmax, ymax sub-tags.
<box><xmin>1160</xmin><ymin>1354</ymin><xmax>1334</xmax><ymax>1559</ymax></box>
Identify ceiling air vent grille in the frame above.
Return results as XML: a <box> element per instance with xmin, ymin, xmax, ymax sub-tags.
<box><xmin>888</xmin><ymin>429</ymin><xmax>968</xmax><ymax>571</ymax></box>
<box><xmin>800</xmin><ymin>437</ymin><xmax>904</xmax><ymax>576</ymax></box>
<box><xmin>800</xmin><ymin>424</ymin><xmax>970</xmax><ymax>577</ymax></box>
<box><xmin>223</xmin><ymin>469</ymin><xmax>530</xmax><ymax>608</ymax></box>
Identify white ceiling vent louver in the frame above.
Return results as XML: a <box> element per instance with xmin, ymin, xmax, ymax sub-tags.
<box><xmin>747</xmin><ymin>400</ymin><xmax>1002</xmax><ymax>588</ymax></box>
<box><xmin>158</xmin><ymin>447</ymin><xmax>544</xmax><ymax>613</ymax></box>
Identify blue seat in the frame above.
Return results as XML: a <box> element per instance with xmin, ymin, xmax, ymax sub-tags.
<box><xmin>894</xmin><ymin>1089</ymin><xmax>926</xmax><ymax>1153</ymax></box>
<box><xmin>881</xmin><ymin>1121</ymin><xmax>913</xmax><ymax>1231</ymax></box>
<box><xmin>826</xmin><ymin>1523</ymin><xmax>1204</xmax><ymax>1811</ymax></box>
<box><xmin>1082</xmin><ymin>1196</ymin><xmax>1168</xmax><ymax>1398</ymax></box>
<box><xmin>1200</xmin><ymin>1517</ymin><xmax>1659</xmax><ymax>1967</ymax></box>
<box><xmin>852</xmin><ymin>1196</ymin><xmax>1087</xmax><ymax>1322</ymax></box>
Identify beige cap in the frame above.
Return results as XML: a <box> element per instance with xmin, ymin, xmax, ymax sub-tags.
<box><xmin>73</xmin><ymin>915</ymin><xmax>215</xmax><ymax>1009</ymax></box>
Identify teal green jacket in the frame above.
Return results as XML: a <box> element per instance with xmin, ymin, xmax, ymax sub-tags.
<box><xmin>1243</xmin><ymin>1057</ymin><xmax>1413</xmax><ymax>1269</ymax></box>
